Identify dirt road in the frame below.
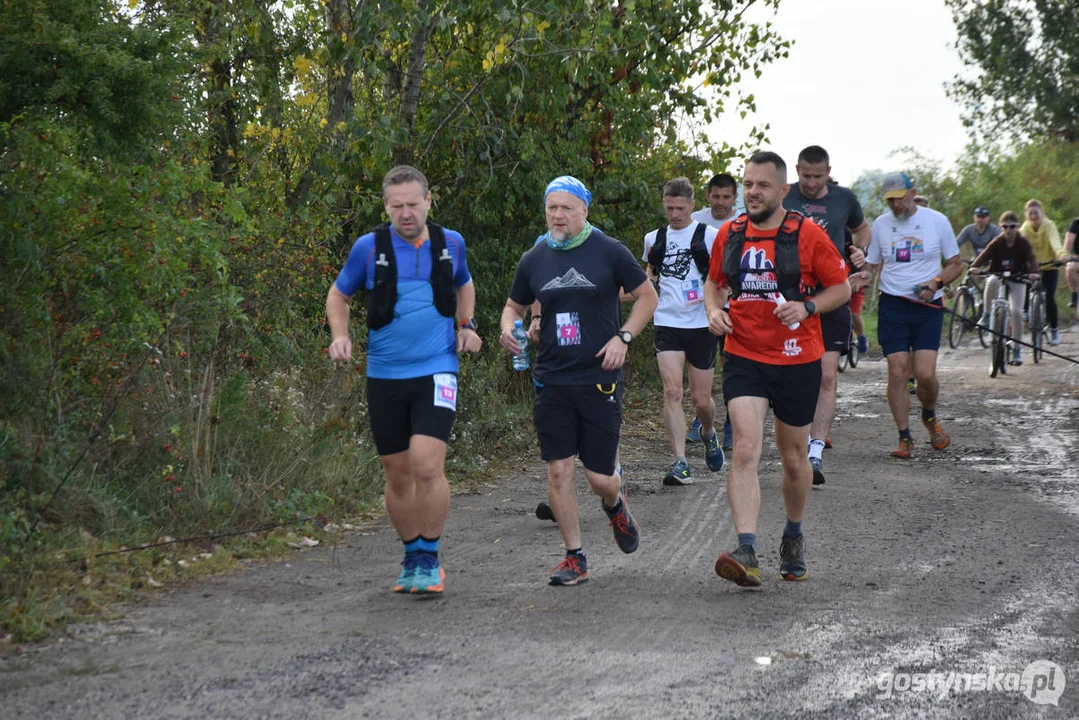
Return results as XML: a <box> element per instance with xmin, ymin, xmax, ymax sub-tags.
<box><xmin>2</xmin><ymin>331</ymin><xmax>1077</xmax><ymax>719</ymax></box>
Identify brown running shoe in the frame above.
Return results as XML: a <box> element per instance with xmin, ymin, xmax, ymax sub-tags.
<box><xmin>922</xmin><ymin>416</ymin><xmax>950</xmax><ymax>450</ymax></box>
<box><xmin>891</xmin><ymin>437</ymin><xmax>915</xmax><ymax>459</ymax></box>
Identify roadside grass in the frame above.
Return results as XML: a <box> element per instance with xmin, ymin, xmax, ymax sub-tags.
<box><xmin>1</xmin><ymin>351</ymin><xmax>537</xmax><ymax>646</ymax></box>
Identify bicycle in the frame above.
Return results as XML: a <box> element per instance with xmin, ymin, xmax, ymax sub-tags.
<box><xmin>977</xmin><ymin>271</ymin><xmax>1039</xmax><ymax>378</ymax></box>
<box><xmin>1028</xmin><ymin>269</ymin><xmax>1049</xmax><ymax>364</ymax></box>
<box><xmin>947</xmin><ymin>259</ymin><xmax>988</xmax><ymax>349</ymax></box>
<box><xmin>837</xmin><ymin>327</ymin><xmax>859</xmax><ymax>372</ymax></box>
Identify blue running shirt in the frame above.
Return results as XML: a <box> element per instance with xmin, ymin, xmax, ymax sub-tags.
<box><xmin>334</xmin><ymin>226</ymin><xmax>472</xmax><ymax>379</ymax></box>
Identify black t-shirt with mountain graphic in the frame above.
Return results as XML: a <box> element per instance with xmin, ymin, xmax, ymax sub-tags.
<box><xmin>510</xmin><ymin>229</ymin><xmax>647</xmax><ymax>385</ymax></box>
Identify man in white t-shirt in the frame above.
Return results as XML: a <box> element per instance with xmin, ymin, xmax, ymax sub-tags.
<box><xmin>853</xmin><ymin>173</ymin><xmax>963</xmax><ymax>459</ymax></box>
<box><xmin>644</xmin><ymin>177</ymin><xmax>725</xmax><ymax>485</ymax></box>
<box><xmin>691</xmin><ymin>173</ymin><xmax>739</xmax><ymax>229</ymax></box>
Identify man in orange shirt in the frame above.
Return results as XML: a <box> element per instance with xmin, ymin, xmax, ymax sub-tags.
<box><xmin>703</xmin><ymin>151</ymin><xmax>851</xmax><ymax>587</ymax></box>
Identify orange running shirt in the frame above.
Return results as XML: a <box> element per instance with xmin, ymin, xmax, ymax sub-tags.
<box><xmin>707</xmin><ymin>215</ymin><xmax>848</xmax><ymax>365</ymax></box>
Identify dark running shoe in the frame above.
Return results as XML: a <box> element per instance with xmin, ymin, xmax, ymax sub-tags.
<box><xmin>722</xmin><ymin>419</ymin><xmax>733</xmax><ymax>452</ymax></box>
<box><xmin>663</xmin><ymin>459</ymin><xmax>693</xmax><ymax>486</ymax></box>
<box><xmin>603</xmin><ymin>494</ymin><xmax>640</xmax><ymax>554</ymax></box>
<box><xmin>687</xmin><ymin>417</ymin><xmax>702</xmax><ymax>442</ymax></box>
<box><xmin>714</xmin><ymin>544</ymin><xmax>761</xmax><ymax>587</ymax></box>
<box><xmin>703</xmin><ymin>431</ymin><xmax>725</xmax><ymax>472</ymax></box>
<box><xmin>857</xmin><ymin>335</ymin><xmax>869</xmax><ymax>354</ymax></box>
<box><xmin>549</xmin><ymin>554</ymin><xmax>588</xmax><ymax>586</ymax></box>
<box><xmin>809</xmin><ymin>456</ymin><xmax>826</xmax><ymax>486</ymax></box>
<box><xmin>535</xmin><ymin>501</ymin><xmax>556</xmax><ymax>522</ymax></box>
<box><xmin>779</xmin><ymin>534</ymin><xmax>807</xmax><ymax>581</ymax></box>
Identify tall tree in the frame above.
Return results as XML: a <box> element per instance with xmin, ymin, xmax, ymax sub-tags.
<box><xmin>946</xmin><ymin>0</ymin><xmax>1079</xmax><ymax>142</ymax></box>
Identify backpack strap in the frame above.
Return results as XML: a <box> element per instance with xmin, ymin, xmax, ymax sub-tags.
<box><xmin>689</xmin><ymin>222</ymin><xmax>711</xmax><ymax>276</ymax></box>
<box><xmin>646</xmin><ymin>227</ymin><xmax>667</xmax><ymax>274</ymax></box>
<box><xmin>366</xmin><ymin>224</ymin><xmax>397</xmax><ymax>330</ymax></box>
<box><xmin>427</xmin><ymin>221</ymin><xmax>457</xmax><ymax>319</ymax></box>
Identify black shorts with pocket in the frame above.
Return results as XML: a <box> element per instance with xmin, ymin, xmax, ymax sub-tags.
<box><xmin>533</xmin><ymin>382</ymin><xmax>622</xmax><ymax>475</ymax></box>
<box><xmin>721</xmin><ymin>353</ymin><xmax>821</xmax><ymax>428</ymax></box>
<box><xmin>819</xmin><ymin>302</ymin><xmax>852</xmax><ymax>356</ymax></box>
<box><xmin>366</xmin><ymin>374</ymin><xmax>457</xmax><ymax>456</ymax></box>
<box><xmin>654</xmin><ymin>325</ymin><xmax>720</xmax><ymax>370</ymax></box>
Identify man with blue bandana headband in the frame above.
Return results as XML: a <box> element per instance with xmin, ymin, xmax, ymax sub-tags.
<box><xmin>499</xmin><ymin>176</ymin><xmax>657</xmax><ymax>586</ymax></box>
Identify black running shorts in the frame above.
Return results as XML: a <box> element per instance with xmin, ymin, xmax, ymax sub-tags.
<box><xmin>819</xmin><ymin>302</ymin><xmax>852</xmax><ymax>356</ymax></box>
<box><xmin>721</xmin><ymin>353</ymin><xmax>821</xmax><ymax>428</ymax></box>
<box><xmin>533</xmin><ymin>383</ymin><xmax>622</xmax><ymax>475</ymax></box>
<box><xmin>366</xmin><ymin>374</ymin><xmax>457</xmax><ymax>456</ymax></box>
<box><xmin>654</xmin><ymin>325</ymin><xmax>720</xmax><ymax>370</ymax></box>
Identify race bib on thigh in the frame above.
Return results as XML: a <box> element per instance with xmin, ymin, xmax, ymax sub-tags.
<box><xmin>432</xmin><ymin>373</ymin><xmax>458</xmax><ymax>411</ymax></box>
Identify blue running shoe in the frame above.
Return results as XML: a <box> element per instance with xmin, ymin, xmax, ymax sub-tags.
<box><xmin>704</xmin><ymin>431</ymin><xmax>725</xmax><ymax>472</ymax></box>
<box><xmin>722</xmin><ymin>419</ymin><xmax>733</xmax><ymax>452</ymax></box>
<box><xmin>857</xmin><ymin>335</ymin><xmax>869</xmax><ymax>354</ymax></box>
<box><xmin>663</xmin><ymin>459</ymin><xmax>693</xmax><ymax>486</ymax></box>
<box><xmin>686</xmin><ymin>417</ymin><xmax>702</xmax><ymax>442</ymax></box>
<box><xmin>410</xmin><ymin>553</ymin><xmax>444</xmax><ymax>595</ymax></box>
<box><xmin>602</xmin><ymin>493</ymin><xmax>640</xmax><ymax>553</ymax></box>
<box><xmin>393</xmin><ymin>553</ymin><xmax>419</xmax><ymax>593</ymax></box>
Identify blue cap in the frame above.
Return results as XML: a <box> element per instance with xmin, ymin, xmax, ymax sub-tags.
<box><xmin>544</xmin><ymin>176</ymin><xmax>591</xmax><ymax>207</ymax></box>
<box><xmin>881</xmin><ymin>172</ymin><xmax>914</xmax><ymax>199</ymax></box>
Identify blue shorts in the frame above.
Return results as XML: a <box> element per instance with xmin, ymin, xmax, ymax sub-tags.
<box><xmin>877</xmin><ymin>293</ymin><xmax>944</xmax><ymax>356</ymax></box>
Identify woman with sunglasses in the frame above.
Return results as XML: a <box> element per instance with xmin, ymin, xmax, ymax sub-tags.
<box><xmin>970</xmin><ymin>211</ymin><xmax>1039</xmax><ymax>365</ymax></box>
<box><xmin>1019</xmin><ymin>199</ymin><xmax>1064</xmax><ymax>345</ymax></box>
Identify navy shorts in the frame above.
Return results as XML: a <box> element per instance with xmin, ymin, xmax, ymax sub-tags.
<box><xmin>366</xmin><ymin>374</ymin><xmax>457</xmax><ymax>456</ymax></box>
<box><xmin>721</xmin><ymin>353</ymin><xmax>821</xmax><ymax>428</ymax></box>
<box><xmin>654</xmin><ymin>326</ymin><xmax>719</xmax><ymax>370</ymax></box>
<box><xmin>877</xmin><ymin>293</ymin><xmax>944</xmax><ymax>356</ymax></box>
<box><xmin>533</xmin><ymin>383</ymin><xmax>622</xmax><ymax>475</ymax></box>
<box><xmin>820</xmin><ymin>302</ymin><xmax>852</xmax><ymax>356</ymax></box>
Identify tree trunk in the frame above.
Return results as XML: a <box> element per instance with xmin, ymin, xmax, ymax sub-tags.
<box><xmin>392</xmin><ymin>0</ymin><xmax>434</xmax><ymax>167</ymax></box>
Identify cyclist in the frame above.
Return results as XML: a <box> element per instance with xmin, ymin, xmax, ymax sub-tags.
<box><xmin>1019</xmin><ymin>199</ymin><xmax>1064</xmax><ymax>345</ymax></box>
<box><xmin>969</xmin><ymin>211</ymin><xmax>1039</xmax><ymax>366</ymax></box>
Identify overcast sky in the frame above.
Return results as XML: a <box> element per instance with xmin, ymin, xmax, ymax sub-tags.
<box><xmin>707</xmin><ymin>0</ymin><xmax>971</xmax><ymax>184</ymax></box>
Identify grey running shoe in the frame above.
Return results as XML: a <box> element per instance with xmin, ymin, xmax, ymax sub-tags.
<box><xmin>549</xmin><ymin>554</ymin><xmax>588</xmax><ymax>586</ymax></box>
<box><xmin>809</xmin><ymin>456</ymin><xmax>826</xmax><ymax>486</ymax></box>
<box><xmin>703</xmin><ymin>431</ymin><xmax>725</xmax><ymax>472</ymax></box>
<box><xmin>663</xmin><ymin>459</ymin><xmax>693</xmax><ymax>486</ymax></box>
<box><xmin>714</xmin><ymin>544</ymin><xmax>761</xmax><ymax>587</ymax></box>
<box><xmin>779</xmin><ymin>534</ymin><xmax>807</xmax><ymax>581</ymax></box>
<box><xmin>602</xmin><ymin>493</ymin><xmax>640</xmax><ymax>554</ymax></box>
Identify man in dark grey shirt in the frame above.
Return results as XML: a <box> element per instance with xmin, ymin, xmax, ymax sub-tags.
<box><xmin>956</xmin><ymin>206</ymin><xmax>999</xmax><ymax>255</ymax></box>
<box><xmin>782</xmin><ymin>145</ymin><xmax>869</xmax><ymax>487</ymax></box>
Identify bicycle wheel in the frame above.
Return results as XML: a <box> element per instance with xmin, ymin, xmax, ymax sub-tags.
<box><xmin>1030</xmin><ymin>289</ymin><xmax>1045</xmax><ymax>363</ymax></box>
<box><xmin>838</xmin><ymin>351</ymin><xmax>847</xmax><ymax>372</ymax></box>
<box><xmin>848</xmin><ymin>331</ymin><xmax>859</xmax><ymax>368</ymax></box>
<box><xmin>989</xmin><ymin>304</ymin><xmax>1006</xmax><ymax>378</ymax></box>
<box><xmin>949</xmin><ymin>291</ymin><xmax>970</xmax><ymax>348</ymax></box>
<box><xmin>976</xmin><ymin>292</ymin><xmax>990</xmax><ymax>348</ymax></box>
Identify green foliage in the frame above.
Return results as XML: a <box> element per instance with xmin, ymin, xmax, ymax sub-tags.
<box><xmin>946</xmin><ymin>0</ymin><xmax>1079</xmax><ymax>143</ymax></box>
<box><xmin>0</xmin><ymin>0</ymin><xmax>791</xmax><ymax>640</ymax></box>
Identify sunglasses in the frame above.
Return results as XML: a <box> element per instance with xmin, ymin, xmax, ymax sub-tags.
<box><xmin>1002</xmin><ymin>223</ymin><xmax>1019</xmax><ymax>229</ymax></box>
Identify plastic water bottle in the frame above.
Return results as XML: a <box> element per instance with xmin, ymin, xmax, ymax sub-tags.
<box><xmin>511</xmin><ymin>320</ymin><xmax>530</xmax><ymax>371</ymax></box>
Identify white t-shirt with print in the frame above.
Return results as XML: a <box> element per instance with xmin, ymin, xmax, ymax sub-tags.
<box><xmin>690</xmin><ymin>208</ymin><xmax>735</xmax><ymax>230</ymax></box>
<box><xmin>868</xmin><ymin>207</ymin><xmax>959</xmax><ymax>300</ymax></box>
<box><xmin>642</xmin><ymin>221</ymin><xmax>718</xmax><ymax>328</ymax></box>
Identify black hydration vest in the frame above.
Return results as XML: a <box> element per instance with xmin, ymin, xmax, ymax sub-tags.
<box><xmin>646</xmin><ymin>222</ymin><xmax>711</xmax><ymax>277</ymax></box>
<box><xmin>722</xmin><ymin>211</ymin><xmax>808</xmax><ymax>301</ymax></box>
<box><xmin>366</xmin><ymin>221</ymin><xmax>457</xmax><ymax>330</ymax></box>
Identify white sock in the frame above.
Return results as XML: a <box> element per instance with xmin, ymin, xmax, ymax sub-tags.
<box><xmin>808</xmin><ymin>439</ymin><xmax>825</xmax><ymax>460</ymax></box>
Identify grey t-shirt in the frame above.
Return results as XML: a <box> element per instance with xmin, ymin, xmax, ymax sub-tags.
<box><xmin>783</xmin><ymin>183</ymin><xmax>865</xmax><ymax>255</ymax></box>
<box><xmin>956</xmin><ymin>223</ymin><xmax>999</xmax><ymax>253</ymax></box>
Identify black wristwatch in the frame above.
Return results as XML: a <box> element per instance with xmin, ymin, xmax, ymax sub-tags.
<box><xmin>617</xmin><ymin>330</ymin><xmax>634</xmax><ymax>344</ymax></box>
<box><xmin>803</xmin><ymin>300</ymin><xmax>817</xmax><ymax>317</ymax></box>
<box><xmin>458</xmin><ymin>317</ymin><xmax>478</xmax><ymax>331</ymax></box>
